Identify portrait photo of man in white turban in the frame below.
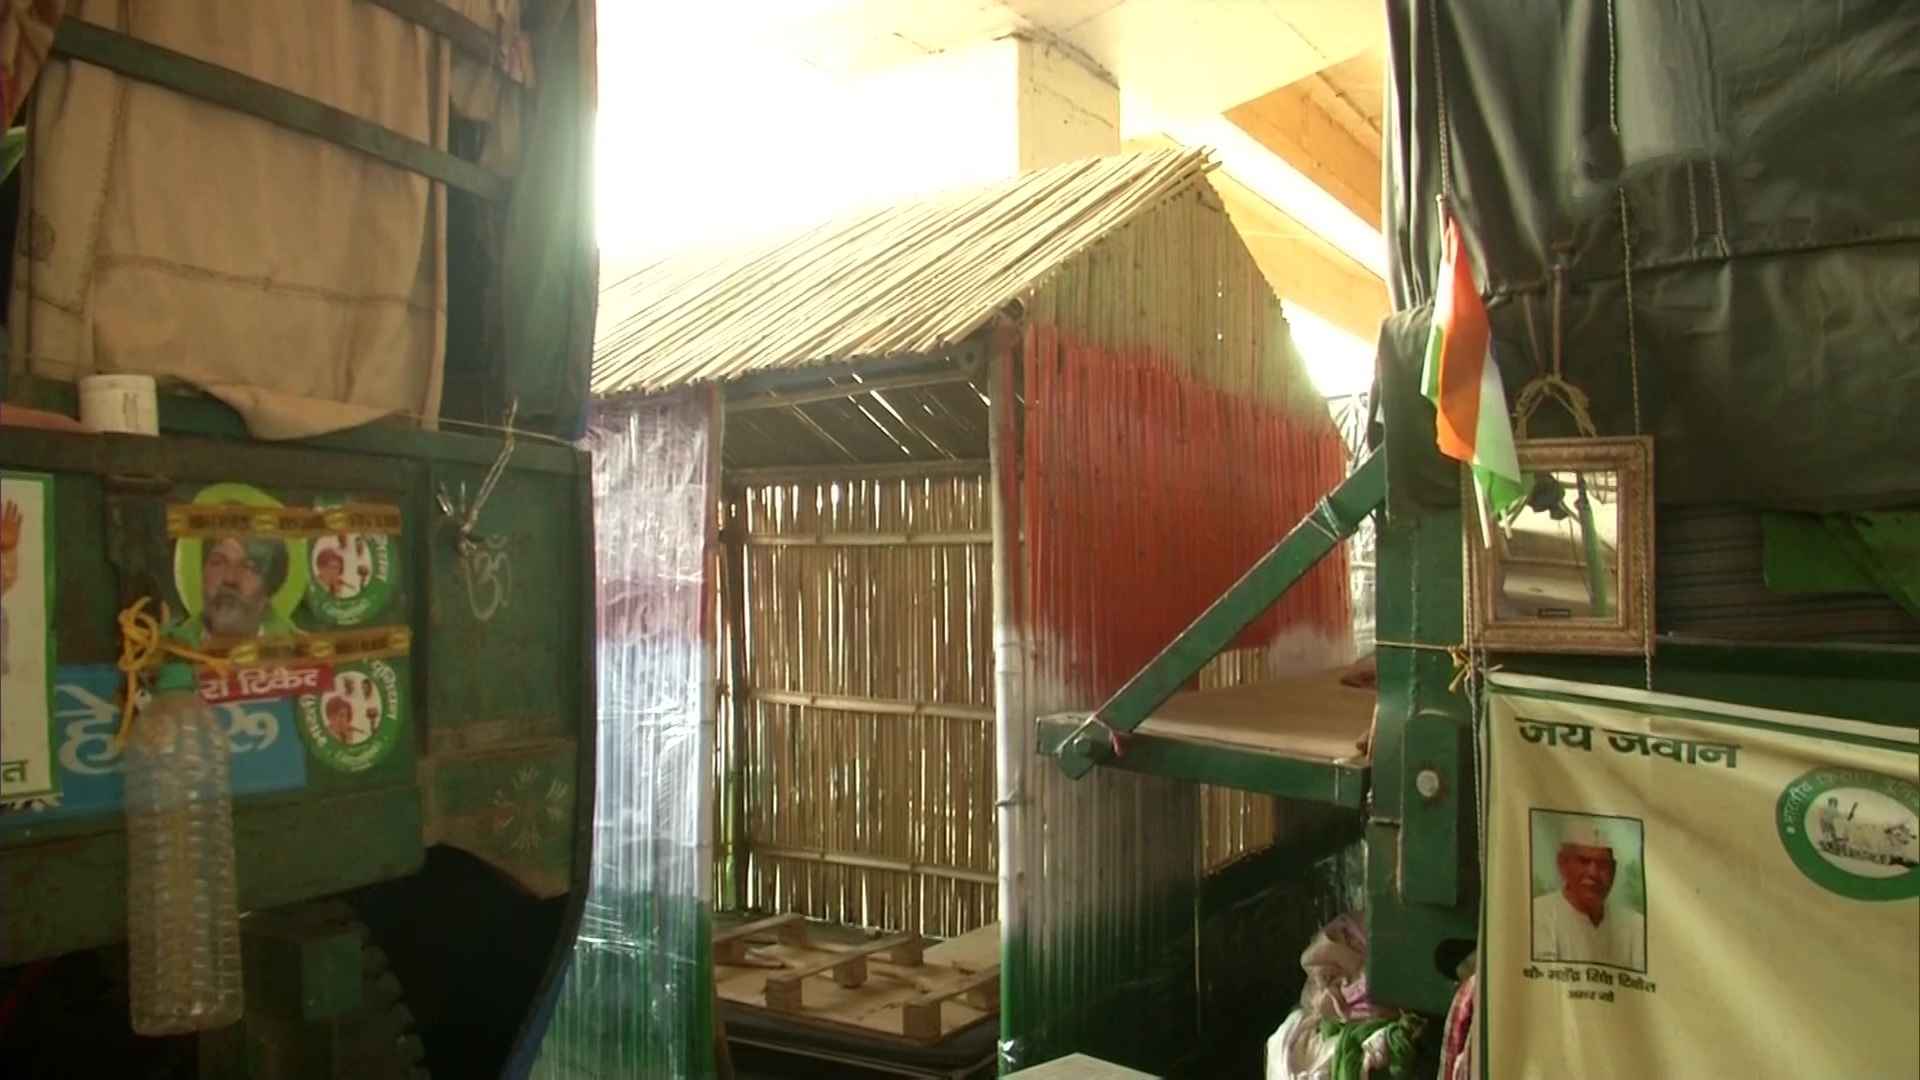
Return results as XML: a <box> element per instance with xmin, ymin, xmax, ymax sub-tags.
<box><xmin>1530</xmin><ymin>812</ymin><xmax>1648</xmax><ymax>972</ymax></box>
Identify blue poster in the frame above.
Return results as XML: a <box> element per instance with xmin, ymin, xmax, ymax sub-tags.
<box><xmin>0</xmin><ymin>664</ymin><xmax>306</xmax><ymax>828</ymax></box>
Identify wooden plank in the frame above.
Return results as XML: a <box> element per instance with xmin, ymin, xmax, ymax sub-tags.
<box><xmin>901</xmin><ymin>965</ymin><xmax>1000</xmax><ymax>1041</ymax></box>
<box><xmin>711</xmin><ymin>912</ymin><xmax>808</xmax><ymax>963</ymax></box>
<box><xmin>762</xmin><ymin>933</ymin><xmax>924</xmax><ymax>1014</ymax></box>
<box><xmin>1137</xmin><ymin>669</ymin><xmax>1375</xmax><ymax>761</ymax></box>
<box><xmin>714</xmin><ymin>924</ymin><xmax>1000</xmax><ymax>1045</ymax></box>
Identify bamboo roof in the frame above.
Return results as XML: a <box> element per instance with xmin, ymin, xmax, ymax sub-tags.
<box><xmin>591</xmin><ymin>148</ymin><xmax>1217</xmax><ymax>397</ymax></box>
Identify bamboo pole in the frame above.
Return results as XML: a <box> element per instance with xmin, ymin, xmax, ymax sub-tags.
<box><xmin>726</xmin><ymin>361</ymin><xmax>980</xmax><ymax>413</ymax></box>
<box><xmin>744</xmin><ymin>531</ymin><xmax>991</xmax><ymax>548</ymax></box>
<box><xmin>700</xmin><ymin>385</ymin><xmax>728</xmax><ymax>1075</ymax></box>
<box><xmin>751</xmin><ymin>844</ymin><xmax>999</xmax><ymax>887</ymax></box>
<box><xmin>750</xmin><ymin>689</ymin><xmax>994</xmax><ymax>723</ymax></box>
<box><xmin>729</xmin><ymin>459</ymin><xmax>989</xmax><ymax>487</ymax></box>
<box><xmin>720</xmin><ymin>483</ymin><xmax>752</xmax><ymax>913</ymax></box>
<box><xmin>989</xmin><ymin>327</ymin><xmax>1028</xmax><ymax>1018</ymax></box>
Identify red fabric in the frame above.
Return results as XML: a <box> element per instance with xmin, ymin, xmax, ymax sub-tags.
<box><xmin>1429</xmin><ymin>215</ymin><xmax>1491</xmax><ymax>464</ymax></box>
<box><xmin>1439</xmin><ymin>974</ymin><xmax>1478</xmax><ymax>1080</ymax></box>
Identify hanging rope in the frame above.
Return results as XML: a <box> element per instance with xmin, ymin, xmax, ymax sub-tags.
<box><xmin>114</xmin><ymin>598</ymin><xmax>230</xmax><ymax>748</ymax></box>
<box><xmin>1606</xmin><ymin>0</ymin><xmax>1656</xmax><ymax>692</ymax></box>
<box><xmin>1511</xmin><ymin>263</ymin><xmax>1600</xmax><ymax>440</ymax></box>
<box><xmin>1428</xmin><ymin>0</ymin><xmax>1455</xmax><ymax>201</ymax></box>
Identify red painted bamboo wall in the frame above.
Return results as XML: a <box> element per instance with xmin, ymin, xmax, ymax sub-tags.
<box><xmin>1021</xmin><ymin>322</ymin><xmax>1351</xmax><ymax>703</ymax></box>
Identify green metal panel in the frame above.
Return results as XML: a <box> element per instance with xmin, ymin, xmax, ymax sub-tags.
<box><xmin>421</xmin><ymin>742</ymin><xmax>578</xmax><ymax>897</ymax></box>
<box><xmin>1364</xmin><ymin>506</ymin><xmax>1477</xmax><ymax>1016</ymax></box>
<box><xmin>234</xmin><ymin>912</ymin><xmax>365</xmax><ymax>1022</ymax></box>
<box><xmin>425</xmin><ymin>464</ymin><xmax>578</xmax><ymax>745</ymax></box>
<box><xmin>1363</xmin><ymin>822</ymin><xmax>1478</xmax><ymax>1015</ymax></box>
<box><xmin>1398</xmin><ymin>712</ymin><xmax>1468</xmax><ymax>908</ymax></box>
<box><xmin>0</xmin><ymin>411</ymin><xmax>590</xmax><ymax>964</ymax></box>
<box><xmin>1052</xmin><ymin>450</ymin><xmax>1385</xmax><ymax>780</ymax></box>
<box><xmin>50</xmin><ymin>20</ymin><xmax>509</xmax><ymax>199</ymax></box>
<box><xmin>1</xmin><ymin>787</ymin><xmax>424</xmax><ymax>964</ymax></box>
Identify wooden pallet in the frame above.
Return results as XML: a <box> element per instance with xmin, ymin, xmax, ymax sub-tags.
<box><xmin>712</xmin><ymin>916</ymin><xmax>1000</xmax><ymax>1045</ymax></box>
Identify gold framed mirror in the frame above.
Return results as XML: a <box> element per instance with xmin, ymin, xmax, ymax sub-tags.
<box><xmin>1465</xmin><ymin>436</ymin><xmax>1654</xmax><ymax>655</ymax></box>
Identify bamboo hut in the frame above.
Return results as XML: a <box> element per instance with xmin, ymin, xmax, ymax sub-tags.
<box><xmin>587</xmin><ymin>148</ymin><xmax>1360</xmax><ymax>1071</ymax></box>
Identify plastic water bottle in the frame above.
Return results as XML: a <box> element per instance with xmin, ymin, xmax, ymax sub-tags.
<box><xmin>123</xmin><ymin>657</ymin><xmax>243</xmax><ymax>1035</ymax></box>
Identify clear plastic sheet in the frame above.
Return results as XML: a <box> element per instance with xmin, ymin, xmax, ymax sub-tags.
<box><xmin>534</xmin><ymin>391</ymin><xmax>716</xmax><ymax>1079</ymax></box>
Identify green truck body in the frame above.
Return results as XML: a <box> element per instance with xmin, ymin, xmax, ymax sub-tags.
<box><xmin>2</xmin><ymin>4</ymin><xmax>599</xmax><ymax>1076</ymax></box>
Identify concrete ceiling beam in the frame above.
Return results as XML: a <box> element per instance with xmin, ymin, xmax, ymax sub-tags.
<box><xmin>1224</xmin><ymin>58</ymin><xmax>1385</xmax><ymax>231</ymax></box>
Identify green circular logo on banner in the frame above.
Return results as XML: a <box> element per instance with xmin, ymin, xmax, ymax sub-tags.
<box><xmin>1776</xmin><ymin>766</ymin><xmax>1920</xmax><ymax>902</ymax></box>
<box><xmin>304</xmin><ymin>496</ymin><xmax>397</xmax><ymax>627</ymax></box>
<box><xmin>298</xmin><ymin>660</ymin><xmax>404</xmax><ymax>773</ymax></box>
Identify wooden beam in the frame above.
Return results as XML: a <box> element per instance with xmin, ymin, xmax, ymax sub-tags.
<box><xmin>900</xmin><ymin>965</ymin><xmax>1001</xmax><ymax>1040</ymax></box>
<box><xmin>711</xmin><ymin>913</ymin><xmax>809</xmax><ymax>963</ymax></box>
<box><xmin>1225</xmin><ymin>59</ymin><xmax>1384</xmax><ymax>230</ymax></box>
<box><xmin>763</xmin><ymin>933</ymin><xmax>926</xmax><ymax>1012</ymax></box>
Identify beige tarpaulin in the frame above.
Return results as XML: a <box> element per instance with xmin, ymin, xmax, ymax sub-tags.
<box><xmin>1480</xmin><ymin>673</ymin><xmax>1919</xmax><ymax>1079</ymax></box>
<box><xmin>7</xmin><ymin>0</ymin><xmax>447</xmax><ymax>439</ymax></box>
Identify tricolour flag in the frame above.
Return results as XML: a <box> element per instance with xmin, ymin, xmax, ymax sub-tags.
<box><xmin>1421</xmin><ymin>212</ymin><xmax>1524</xmax><ymax>526</ymax></box>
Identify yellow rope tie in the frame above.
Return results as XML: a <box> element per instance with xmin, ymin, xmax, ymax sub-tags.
<box><xmin>1373</xmin><ymin>639</ymin><xmax>1477</xmax><ymax>695</ymax></box>
<box><xmin>114</xmin><ymin>598</ymin><xmax>231</xmax><ymax>748</ymax></box>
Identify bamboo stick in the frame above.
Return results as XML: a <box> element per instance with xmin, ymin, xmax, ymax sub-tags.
<box><xmin>726</xmin><ymin>362</ymin><xmax>980</xmax><ymax>414</ymax></box>
<box><xmin>744</xmin><ymin>530</ymin><xmax>991</xmax><ymax>548</ymax></box>
<box><xmin>751</xmin><ymin>845</ymin><xmax>998</xmax><ymax>887</ymax></box>
<box><xmin>728</xmin><ymin>459</ymin><xmax>988</xmax><ymax>488</ymax></box>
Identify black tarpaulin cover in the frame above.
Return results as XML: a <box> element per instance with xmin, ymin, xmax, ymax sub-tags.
<box><xmin>1380</xmin><ymin>0</ymin><xmax>1920</xmax><ymax>515</ymax></box>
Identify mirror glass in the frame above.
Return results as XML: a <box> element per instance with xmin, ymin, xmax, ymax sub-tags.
<box><xmin>1492</xmin><ymin>468</ymin><xmax>1621</xmax><ymax>624</ymax></box>
<box><xmin>1465</xmin><ymin>436</ymin><xmax>1653</xmax><ymax>656</ymax></box>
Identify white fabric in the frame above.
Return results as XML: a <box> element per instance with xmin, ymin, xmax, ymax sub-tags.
<box><xmin>1298</xmin><ymin>913</ymin><xmax>1368</xmax><ymax>1022</ymax></box>
<box><xmin>1529</xmin><ymin>890</ymin><xmax>1646</xmax><ymax>970</ymax></box>
<box><xmin>8</xmin><ymin>0</ymin><xmax>445</xmax><ymax>439</ymax></box>
<box><xmin>1266</xmin><ymin>1010</ymin><xmax>1339</xmax><ymax>1080</ymax></box>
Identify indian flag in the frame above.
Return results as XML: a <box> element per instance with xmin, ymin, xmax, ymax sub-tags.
<box><xmin>1421</xmin><ymin>213</ymin><xmax>1524</xmax><ymax>524</ymax></box>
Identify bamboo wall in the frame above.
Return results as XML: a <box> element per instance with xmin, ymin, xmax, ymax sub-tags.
<box><xmin>712</xmin><ymin>475</ymin><xmax>1303</xmax><ymax>940</ymax></box>
<box><xmin>722</xmin><ymin>472</ymin><xmax>999</xmax><ymax>939</ymax></box>
<box><xmin>1003</xmin><ymin>182</ymin><xmax>1353</xmax><ymax>1072</ymax></box>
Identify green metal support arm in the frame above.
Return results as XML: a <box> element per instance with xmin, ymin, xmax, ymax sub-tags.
<box><xmin>1050</xmin><ymin>448</ymin><xmax>1386</xmax><ymax>780</ymax></box>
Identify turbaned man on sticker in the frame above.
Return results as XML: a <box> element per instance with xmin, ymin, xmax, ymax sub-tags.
<box><xmin>1532</xmin><ymin>818</ymin><xmax>1647</xmax><ymax>971</ymax></box>
<box><xmin>183</xmin><ymin>537</ymin><xmax>300</xmax><ymax>642</ymax></box>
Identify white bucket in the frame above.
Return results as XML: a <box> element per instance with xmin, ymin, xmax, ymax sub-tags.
<box><xmin>78</xmin><ymin>374</ymin><xmax>160</xmax><ymax>435</ymax></box>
